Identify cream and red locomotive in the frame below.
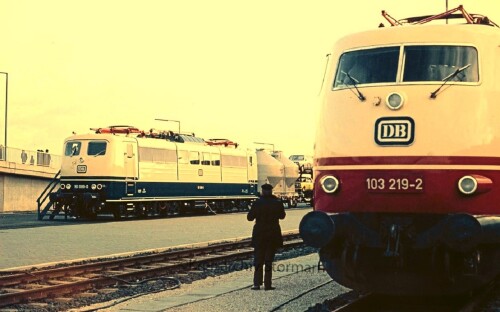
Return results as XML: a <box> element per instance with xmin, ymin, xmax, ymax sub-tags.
<box><xmin>300</xmin><ymin>6</ymin><xmax>500</xmax><ymax>295</ymax></box>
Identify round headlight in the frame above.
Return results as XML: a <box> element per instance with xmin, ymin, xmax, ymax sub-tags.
<box><xmin>458</xmin><ymin>176</ymin><xmax>477</xmax><ymax>195</ymax></box>
<box><xmin>386</xmin><ymin>92</ymin><xmax>404</xmax><ymax>110</ymax></box>
<box><xmin>96</xmin><ymin>184</ymin><xmax>103</xmax><ymax>190</ymax></box>
<box><xmin>91</xmin><ymin>184</ymin><xmax>97</xmax><ymax>190</ymax></box>
<box><xmin>320</xmin><ymin>175</ymin><xmax>339</xmax><ymax>194</ymax></box>
<box><xmin>60</xmin><ymin>184</ymin><xmax>66</xmax><ymax>190</ymax></box>
<box><xmin>65</xmin><ymin>183</ymin><xmax>71</xmax><ymax>190</ymax></box>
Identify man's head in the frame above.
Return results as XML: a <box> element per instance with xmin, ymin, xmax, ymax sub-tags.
<box><xmin>261</xmin><ymin>183</ymin><xmax>273</xmax><ymax>196</ymax></box>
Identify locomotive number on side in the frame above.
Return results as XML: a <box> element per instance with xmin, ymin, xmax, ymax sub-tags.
<box><xmin>366</xmin><ymin>177</ymin><xmax>424</xmax><ymax>193</ymax></box>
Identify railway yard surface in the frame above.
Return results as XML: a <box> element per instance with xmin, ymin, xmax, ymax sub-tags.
<box><xmin>0</xmin><ymin>207</ymin><xmax>310</xmax><ymax>270</ymax></box>
<box><xmin>0</xmin><ymin>206</ymin><xmax>498</xmax><ymax>311</ymax></box>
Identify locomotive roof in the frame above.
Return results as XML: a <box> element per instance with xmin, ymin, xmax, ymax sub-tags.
<box><xmin>333</xmin><ymin>24</ymin><xmax>500</xmax><ymax>53</ymax></box>
<box><xmin>63</xmin><ymin>133</ymin><xmax>252</xmax><ymax>156</ymax></box>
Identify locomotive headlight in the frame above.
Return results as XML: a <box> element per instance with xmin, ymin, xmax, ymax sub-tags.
<box><xmin>386</xmin><ymin>92</ymin><xmax>404</xmax><ymax>110</ymax></box>
<box><xmin>65</xmin><ymin>183</ymin><xmax>72</xmax><ymax>190</ymax></box>
<box><xmin>60</xmin><ymin>184</ymin><xmax>66</xmax><ymax>190</ymax></box>
<box><xmin>91</xmin><ymin>184</ymin><xmax>97</xmax><ymax>190</ymax></box>
<box><xmin>320</xmin><ymin>175</ymin><xmax>339</xmax><ymax>194</ymax></box>
<box><xmin>458</xmin><ymin>176</ymin><xmax>477</xmax><ymax>195</ymax></box>
<box><xmin>96</xmin><ymin>184</ymin><xmax>103</xmax><ymax>190</ymax></box>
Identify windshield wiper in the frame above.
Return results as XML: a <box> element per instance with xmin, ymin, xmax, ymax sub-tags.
<box><xmin>341</xmin><ymin>71</ymin><xmax>366</xmax><ymax>102</ymax></box>
<box><xmin>93</xmin><ymin>150</ymin><xmax>106</xmax><ymax>157</ymax></box>
<box><xmin>430</xmin><ymin>64</ymin><xmax>471</xmax><ymax>99</ymax></box>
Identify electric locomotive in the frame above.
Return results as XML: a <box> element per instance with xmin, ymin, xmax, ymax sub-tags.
<box><xmin>50</xmin><ymin>126</ymin><xmax>259</xmax><ymax>219</ymax></box>
<box><xmin>300</xmin><ymin>7</ymin><xmax>500</xmax><ymax>295</ymax></box>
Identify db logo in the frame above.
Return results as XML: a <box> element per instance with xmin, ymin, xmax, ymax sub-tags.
<box><xmin>374</xmin><ymin>117</ymin><xmax>415</xmax><ymax>146</ymax></box>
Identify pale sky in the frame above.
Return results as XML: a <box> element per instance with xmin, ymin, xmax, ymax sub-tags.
<box><xmin>0</xmin><ymin>0</ymin><xmax>498</xmax><ymax>156</ymax></box>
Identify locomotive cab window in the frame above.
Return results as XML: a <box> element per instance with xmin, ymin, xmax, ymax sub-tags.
<box><xmin>65</xmin><ymin>141</ymin><xmax>81</xmax><ymax>156</ymax></box>
<box><xmin>333</xmin><ymin>45</ymin><xmax>479</xmax><ymax>88</ymax></box>
<box><xmin>334</xmin><ymin>47</ymin><xmax>399</xmax><ymax>88</ymax></box>
<box><xmin>88</xmin><ymin>141</ymin><xmax>107</xmax><ymax>156</ymax></box>
<box><xmin>402</xmin><ymin>46</ymin><xmax>478</xmax><ymax>82</ymax></box>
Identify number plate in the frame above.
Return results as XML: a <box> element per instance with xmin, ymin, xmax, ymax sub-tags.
<box><xmin>366</xmin><ymin>175</ymin><xmax>424</xmax><ymax>193</ymax></box>
<box><xmin>77</xmin><ymin>165</ymin><xmax>87</xmax><ymax>173</ymax></box>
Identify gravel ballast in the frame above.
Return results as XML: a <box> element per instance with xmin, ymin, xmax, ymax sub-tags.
<box><xmin>104</xmin><ymin>252</ymin><xmax>351</xmax><ymax>312</ymax></box>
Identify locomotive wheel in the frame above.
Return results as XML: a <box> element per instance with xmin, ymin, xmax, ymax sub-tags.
<box><xmin>113</xmin><ymin>204</ymin><xmax>126</xmax><ymax>220</ymax></box>
<box><xmin>86</xmin><ymin>211</ymin><xmax>97</xmax><ymax>220</ymax></box>
<box><xmin>136</xmin><ymin>204</ymin><xmax>148</xmax><ymax>219</ymax></box>
<box><xmin>223</xmin><ymin>201</ymin><xmax>233</xmax><ymax>213</ymax></box>
<box><xmin>158</xmin><ymin>202</ymin><xmax>168</xmax><ymax>217</ymax></box>
<box><xmin>167</xmin><ymin>203</ymin><xmax>180</xmax><ymax>216</ymax></box>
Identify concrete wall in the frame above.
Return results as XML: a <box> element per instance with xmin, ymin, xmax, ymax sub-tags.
<box><xmin>0</xmin><ymin>161</ymin><xmax>58</xmax><ymax>212</ymax></box>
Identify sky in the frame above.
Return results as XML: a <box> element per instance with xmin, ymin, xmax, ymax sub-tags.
<box><xmin>0</xmin><ymin>0</ymin><xmax>498</xmax><ymax>156</ymax></box>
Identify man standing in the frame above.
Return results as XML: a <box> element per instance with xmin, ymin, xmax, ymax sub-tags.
<box><xmin>247</xmin><ymin>183</ymin><xmax>286</xmax><ymax>290</ymax></box>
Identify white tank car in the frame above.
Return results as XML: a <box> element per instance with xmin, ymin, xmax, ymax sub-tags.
<box><xmin>271</xmin><ymin>151</ymin><xmax>299</xmax><ymax>198</ymax></box>
<box><xmin>255</xmin><ymin>149</ymin><xmax>283</xmax><ymax>190</ymax></box>
<box><xmin>255</xmin><ymin>149</ymin><xmax>299</xmax><ymax>207</ymax></box>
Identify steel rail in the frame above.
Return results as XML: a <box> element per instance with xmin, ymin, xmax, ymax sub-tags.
<box><xmin>331</xmin><ymin>279</ymin><xmax>499</xmax><ymax>312</ymax></box>
<box><xmin>0</xmin><ymin>232</ymin><xmax>303</xmax><ymax>308</ymax></box>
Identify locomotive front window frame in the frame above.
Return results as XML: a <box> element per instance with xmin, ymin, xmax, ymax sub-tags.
<box><xmin>333</xmin><ymin>46</ymin><xmax>401</xmax><ymax>89</ymax></box>
<box><xmin>65</xmin><ymin>141</ymin><xmax>82</xmax><ymax>156</ymax></box>
<box><xmin>401</xmin><ymin>44</ymin><xmax>479</xmax><ymax>83</ymax></box>
<box><xmin>333</xmin><ymin>44</ymin><xmax>480</xmax><ymax>89</ymax></box>
<box><xmin>87</xmin><ymin>141</ymin><xmax>107</xmax><ymax>156</ymax></box>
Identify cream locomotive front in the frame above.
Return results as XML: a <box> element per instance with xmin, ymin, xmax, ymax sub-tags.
<box><xmin>300</xmin><ymin>7</ymin><xmax>500</xmax><ymax>295</ymax></box>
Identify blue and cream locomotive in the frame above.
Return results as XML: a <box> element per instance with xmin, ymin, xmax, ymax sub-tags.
<box><xmin>51</xmin><ymin>126</ymin><xmax>259</xmax><ymax>219</ymax></box>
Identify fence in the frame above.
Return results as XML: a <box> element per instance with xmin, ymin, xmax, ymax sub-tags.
<box><xmin>0</xmin><ymin>146</ymin><xmax>62</xmax><ymax>170</ymax></box>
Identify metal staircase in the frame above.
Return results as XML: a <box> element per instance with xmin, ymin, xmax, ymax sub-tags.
<box><xmin>37</xmin><ymin>170</ymin><xmax>61</xmax><ymax>220</ymax></box>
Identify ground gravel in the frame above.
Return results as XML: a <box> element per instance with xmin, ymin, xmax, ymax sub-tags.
<box><xmin>113</xmin><ymin>253</ymin><xmax>351</xmax><ymax>312</ymax></box>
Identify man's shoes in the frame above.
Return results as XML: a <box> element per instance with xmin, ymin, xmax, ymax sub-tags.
<box><xmin>251</xmin><ymin>285</ymin><xmax>260</xmax><ymax>290</ymax></box>
<box><xmin>264</xmin><ymin>286</ymin><xmax>276</xmax><ymax>291</ymax></box>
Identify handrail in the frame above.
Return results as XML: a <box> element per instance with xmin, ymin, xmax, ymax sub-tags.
<box><xmin>37</xmin><ymin>170</ymin><xmax>61</xmax><ymax>220</ymax></box>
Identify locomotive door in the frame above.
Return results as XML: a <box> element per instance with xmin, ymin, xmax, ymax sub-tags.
<box><xmin>124</xmin><ymin>142</ymin><xmax>138</xmax><ymax>196</ymax></box>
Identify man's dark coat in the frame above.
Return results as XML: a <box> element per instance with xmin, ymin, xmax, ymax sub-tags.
<box><xmin>247</xmin><ymin>195</ymin><xmax>286</xmax><ymax>248</ymax></box>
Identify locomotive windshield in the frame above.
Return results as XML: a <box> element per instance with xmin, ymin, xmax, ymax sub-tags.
<box><xmin>88</xmin><ymin>141</ymin><xmax>107</xmax><ymax>156</ymax></box>
<box><xmin>402</xmin><ymin>46</ymin><xmax>478</xmax><ymax>82</ymax></box>
<box><xmin>334</xmin><ymin>47</ymin><xmax>400</xmax><ymax>88</ymax></box>
<box><xmin>65</xmin><ymin>141</ymin><xmax>81</xmax><ymax>156</ymax></box>
<box><xmin>333</xmin><ymin>45</ymin><xmax>478</xmax><ymax>88</ymax></box>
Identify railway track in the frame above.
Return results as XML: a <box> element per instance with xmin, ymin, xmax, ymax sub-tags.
<box><xmin>0</xmin><ymin>231</ymin><xmax>303</xmax><ymax>309</ymax></box>
<box><xmin>331</xmin><ymin>279</ymin><xmax>499</xmax><ymax>312</ymax></box>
